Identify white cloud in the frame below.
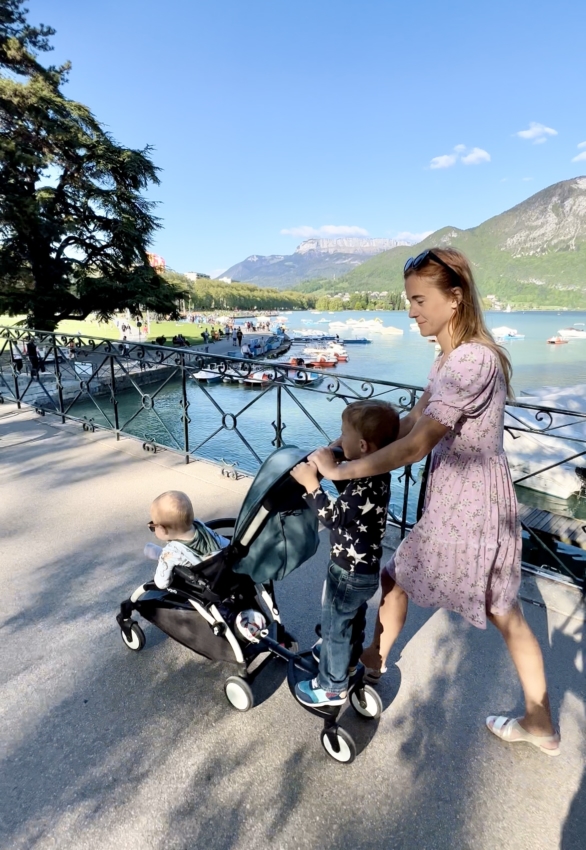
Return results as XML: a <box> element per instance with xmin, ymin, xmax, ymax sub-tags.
<box><xmin>395</xmin><ymin>230</ymin><xmax>433</xmax><ymax>244</ymax></box>
<box><xmin>461</xmin><ymin>147</ymin><xmax>491</xmax><ymax>165</ymax></box>
<box><xmin>572</xmin><ymin>151</ymin><xmax>586</xmax><ymax>163</ymax></box>
<box><xmin>515</xmin><ymin>122</ymin><xmax>558</xmax><ymax>144</ymax></box>
<box><xmin>522</xmin><ymin>177</ymin><xmax>534</xmax><ymax>181</ymax></box>
<box><xmin>429</xmin><ymin>144</ymin><xmax>491</xmax><ymax>170</ymax></box>
<box><xmin>578</xmin><ymin>141</ymin><xmax>586</xmax><ymax>150</ymax></box>
<box><xmin>280</xmin><ymin>224</ymin><xmax>369</xmax><ymax>238</ymax></box>
<box><xmin>430</xmin><ymin>154</ymin><xmax>458</xmax><ymax>169</ymax></box>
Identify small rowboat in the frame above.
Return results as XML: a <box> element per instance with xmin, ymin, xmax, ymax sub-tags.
<box><xmin>547</xmin><ymin>336</ymin><xmax>569</xmax><ymax>345</ymax></box>
<box><xmin>191</xmin><ymin>369</ymin><xmax>223</xmax><ymax>384</ymax></box>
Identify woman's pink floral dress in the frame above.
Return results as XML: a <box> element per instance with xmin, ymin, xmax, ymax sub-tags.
<box><xmin>388</xmin><ymin>342</ymin><xmax>521</xmax><ymax>629</ymax></box>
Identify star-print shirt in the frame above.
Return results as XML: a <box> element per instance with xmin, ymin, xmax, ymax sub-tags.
<box><xmin>304</xmin><ymin>474</ymin><xmax>391</xmax><ymax>574</ymax></box>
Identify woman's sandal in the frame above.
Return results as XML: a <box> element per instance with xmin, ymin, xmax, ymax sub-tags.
<box><xmin>486</xmin><ymin>715</ymin><xmax>560</xmax><ymax>757</ymax></box>
<box><xmin>363</xmin><ymin>664</ymin><xmax>387</xmax><ymax>685</ymax></box>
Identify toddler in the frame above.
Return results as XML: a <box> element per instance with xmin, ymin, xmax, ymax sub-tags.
<box><xmin>290</xmin><ymin>400</ymin><xmax>399</xmax><ymax>706</ymax></box>
<box><xmin>145</xmin><ymin>491</ymin><xmax>229</xmax><ymax>589</ymax></box>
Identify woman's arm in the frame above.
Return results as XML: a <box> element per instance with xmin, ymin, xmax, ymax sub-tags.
<box><xmin>397</xmin><ymin>390</ymin><xmax>431</xmax><ymax>439</ymax></box>
<box><xmin>311</xmin><ymin>413</ymin><xmax>450</xmax><ymax>480</ymax></box>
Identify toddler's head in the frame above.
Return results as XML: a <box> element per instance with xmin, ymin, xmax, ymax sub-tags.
<box><xmin>340</xmin><ymin>400</ymin><xmax>400</xmax><ymax>460</ymax></box>
<box><xmin>149</xmin><ymin>490</ymin><xmax>194</xmax><ymax>541</ymax></box>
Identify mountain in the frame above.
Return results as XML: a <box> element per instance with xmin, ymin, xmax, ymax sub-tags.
<box><xmin>295</xmin><ymin>178</ymin><xmax>586</xmax><ymax>309</ymax></box>
<box><xmin>219</xmin><ymin>238</ymin><xmax>410</xmax><ymax>289</ymax></box>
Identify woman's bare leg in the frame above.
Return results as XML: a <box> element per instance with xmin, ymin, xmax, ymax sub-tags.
<box><xmin>487</xmin><ymin>604</ymin><xmax>558</xmax><ymax>742</ymax></box>
<box><xmin>360</xmin><ymin>570</ymin><xmax>408</xmax><ymax>671</ymax></box>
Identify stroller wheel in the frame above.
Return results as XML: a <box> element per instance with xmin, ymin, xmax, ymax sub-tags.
<box><xmin>320</xmin><ymin>726</ymin><xmax>356</xmax><ymax>764</ymax></box>
<box><xmin>121</xmin><ymin>621</ymin><xmax>145</xmax><ymax>652</ymax></box>
<box><xmin>350</xmin><ymin>684</ymin><xmax>383</xmax><ymax>719</ymax></box>
<box><xmin>224</xmin><ymin>677</ymin><xmax>254</xmax><ymax>712</ymax></box>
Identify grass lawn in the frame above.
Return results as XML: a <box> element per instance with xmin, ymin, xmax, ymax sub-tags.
<box><xmin>0</xmin><ymin>315</ymin><xmax>217</xmax><ymax>346</ymax></box>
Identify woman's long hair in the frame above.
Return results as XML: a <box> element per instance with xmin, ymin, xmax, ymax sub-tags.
<box><xmin>404</xmin><ymin>247</ymin><xmax>513</xmax><ymax>398</ymax></box>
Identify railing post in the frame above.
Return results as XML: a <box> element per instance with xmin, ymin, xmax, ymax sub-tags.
<box><xmin>109</xmin><ymin>353</ymin><xmax>120</xmax><ymax>440</ymax></box>
<box><xmin>400</xmin><ymin>464</ymin><xmax>412</xmax><ymax>539</ymax></box>
<box><xmin>275</xmin><ymin>383</ymin><xmax>283</xmax><ymax>448</ymax></box>
<box><xmin>52</xmin><ymin>335</ymin><xmax>66</xmax><ymax>423</ymax></box>
<box><xmin>181</xmin><ymin>352</ymin><xmax>190</xmax><ymax>463</ymax></box>
<box><xmin>9</xmin><ymin>340</ymin><xmax>22</xmax><ymax>409</ymax></box>
<box><xmin>416</xmin><ymin>455</ymin><xmax>431</xmax><ymax>521</ymax></box>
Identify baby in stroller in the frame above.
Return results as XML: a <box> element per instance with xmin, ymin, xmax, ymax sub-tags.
<box><xmin>144</xmin><ymin>490</ymin><xmax>229</xmax><ymax>589</ymax></box>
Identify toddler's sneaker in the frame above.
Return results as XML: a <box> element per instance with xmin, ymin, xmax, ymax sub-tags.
<box><xmin>295</xmin><ymin>677</ymin><xmax>347</xmax><ymax>707</ymax></box>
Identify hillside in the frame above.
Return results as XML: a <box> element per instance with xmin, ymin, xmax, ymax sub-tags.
<box><xmin>295</xmin><ymin>178</ymin><xmax>586</xmax><ymax>309</ymax></box>
<box><xmin>220</xmin><ymin>237</ymin><xmax>410</xmax><ymax>289</ymax></box>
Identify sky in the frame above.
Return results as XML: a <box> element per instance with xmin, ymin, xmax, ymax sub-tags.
<box><xmin>27</xmin><ymin>0</ymin><xmax>586</xmax><ymax>276</ymax></box>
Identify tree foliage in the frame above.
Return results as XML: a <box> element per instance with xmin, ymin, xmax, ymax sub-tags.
<box><xmin>0</xmin><ymin>0</ymin><xmax>183</xmax><ymax>330</ymax></box>
<box><xmin>162</xmin><ymin>271</ymin><xmax>315</xmax><ymax>312</ymax></box>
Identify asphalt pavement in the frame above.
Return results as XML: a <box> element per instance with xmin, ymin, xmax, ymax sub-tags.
<box><xmin>0</xmin><ymin>402</ymin><xmax>584</xmax><ymax>850</ymax></box>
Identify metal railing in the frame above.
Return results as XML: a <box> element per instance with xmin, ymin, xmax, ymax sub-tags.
<box><xmin>1</xmin><ymin>325</ymin><xmax>585</xmax><ymax>591</ymax></box>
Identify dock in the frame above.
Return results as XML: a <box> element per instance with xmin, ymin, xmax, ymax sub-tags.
<box><xmin>519</xmin><ymin>503</ymin><xmax>586</xmax><ymax>550</ymax></box>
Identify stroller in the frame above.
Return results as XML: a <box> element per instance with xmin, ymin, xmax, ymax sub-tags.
<box><xmin>116</xmin><ymin>446</ymin><xmax>382</xmax><ymax>763</ymax></box>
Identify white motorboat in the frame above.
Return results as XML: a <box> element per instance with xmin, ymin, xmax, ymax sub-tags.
<box><xmin>492</xmin><ymin>326</ymin><xmax>525</xmax><ymax>340</ymax></box>
<box><xmin>557</xmin><ymin>323</ymin><xmax>586</xmax><ymax>340</ymax></box>
<box><xmin>505</xmin><ymin>385</ymin><xmax>586</xmax><ymax>499</ymax></box>
<box><xmin>410</xmin><ymin>322</ymin><xmax>420</xmax><ymax>332</ymax></box>
<box><xmin>191</xmin><ymin>369</ymin><xmax>223</xmax><ymax>384</ymax></box>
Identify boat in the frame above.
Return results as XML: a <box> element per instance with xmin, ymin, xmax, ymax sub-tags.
<box><xmin>505</xmin><ymin>384</ymin><xmax>586</xmax><ymax>499</ymax></box>
<box><xmin>410</xmin><ymin>322</ymin><xmax>419</xmax><ymax>332</ymax></box>
<box><xmin>191</xmin><ymin>369</ymin><xmax>223</xmax><ymax>384</ymax></box>
<box><xmin>303</xmin><ymin>343</ymin><xmax>348</xmax><ymax>362</ymax></box>
<box><xmin>557</xmin><ymin>323</ymin><xmax>586</xmax><ymax>340</ymax></box>
<box><xmin>547</xmin><ymin>336</ymin><xmax>569</xmax><ymax>345</ymax></box>
<box><xmin>342</xmin><ymin>337</ymin><xmax>372</xmax><ymax>344</ymax></box>
<box><xmin>492</xmin><ymin>326</ymin><xmax>525</xmax><ymax>340</ymax></box>
<box><xmin>242</xmin><ymin>370</ymin><xmax>278</xmax><ymax>387</ymax></box>
<box><xmin>304</xmin><ymin>354</ymin><xmax>338</xmax><ymax>368</ymax></box>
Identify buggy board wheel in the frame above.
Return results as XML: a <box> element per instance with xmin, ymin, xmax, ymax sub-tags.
<box><xmin>121</xmin><ymin>621</ymin><xmax>145</xmax><ymax>651</ymax></box>
<box><xmin>224</xmin><ymin>677</ymin><xmax>254</xmax><ymax>712</ymax></box>
<box><xmin>350</xmin><ymin>684</ymin><xmax>383</xmax><ymax>719</ymax></box>
<box><xmin>320</xmin><ymin>726</ymin><xmax>356</xmax><ymax>764</ymax></box>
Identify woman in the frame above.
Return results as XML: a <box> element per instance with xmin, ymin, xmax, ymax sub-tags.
<box><xmin>311</xmin><ymin>247</ymin><xmax>560</xmax><ymax>756</ymax></box>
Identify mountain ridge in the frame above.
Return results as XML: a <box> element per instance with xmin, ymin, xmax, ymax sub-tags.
<box><xmin>295</xmin><ymin>178</ymin><xmax>586</xmax><ymax>309</ymax></box>
<box><xmin>220</xmin><ymin>237</ymin><xmax>410</xmax><ymax>288</ymax></box>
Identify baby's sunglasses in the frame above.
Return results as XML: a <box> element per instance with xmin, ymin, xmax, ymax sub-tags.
<box><xmin>147</xmin><ymin>520</ymin><xmax>156</xmax><ymax>532</ymax></box>
<box><xmin>404</xmin><ymin>250</ymin><xmax>463</xmax><ymax>289</ymax></box>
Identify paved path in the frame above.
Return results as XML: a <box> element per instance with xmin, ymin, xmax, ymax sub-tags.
<box><xmin>0</xmin><ymin>402</ymin><xmax>584</xmax><ymax>850</ymax></box>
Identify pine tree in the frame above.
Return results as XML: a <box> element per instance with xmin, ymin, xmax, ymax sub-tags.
<box><xmin>0</xmin><ymin>0</ymin><xmax>183</xmax><ymax>330</ymax></box>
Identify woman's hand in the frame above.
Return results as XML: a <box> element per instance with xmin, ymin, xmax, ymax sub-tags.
<box><xmin>290</xmin><ymin>460</ymin><xmax>320</xmax><ymax>492</ymax></box>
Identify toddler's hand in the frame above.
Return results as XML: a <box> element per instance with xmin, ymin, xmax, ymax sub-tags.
<box><xmin>290</xmin><ymin>460</ymin><xmax>320</xmax><ymax>492</ymax></box>
<box><xmin>308</xmin><ymin>447</ymin><xmax>338</xmax><ymax>477</ymax></box>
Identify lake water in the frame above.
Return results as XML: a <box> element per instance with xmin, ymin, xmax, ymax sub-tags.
<box><xmin>287</xmin><ymin>308</ymin><xmax>586</xmax><ymax>395</ymax></box>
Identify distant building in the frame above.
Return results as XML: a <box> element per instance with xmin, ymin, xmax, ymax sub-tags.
<box><xmin>219</xmin><ymin>276</ymin><xmax>232</xmax><ymax>284</ymax></box>
<box><xmin>147</xmin><ymin>252</ymin><xmax>166</xmax><ymax>272</ymax></box>
<box><xmin>184</xmin><ymin>272</ymin><xmax>210</xmax><ymax>281</ymax></box>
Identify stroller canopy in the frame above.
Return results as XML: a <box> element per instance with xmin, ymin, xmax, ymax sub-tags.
<box><xmin>231</xmin><ymin>446</ymin><xmax>320</xmax><ymax>584</ymax></box>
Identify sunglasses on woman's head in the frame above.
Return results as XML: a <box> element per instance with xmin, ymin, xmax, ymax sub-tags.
<box><xmin>404</xmin><ymin>250</ymin><xmax>462</xmax><ymax>289</ymax></box>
